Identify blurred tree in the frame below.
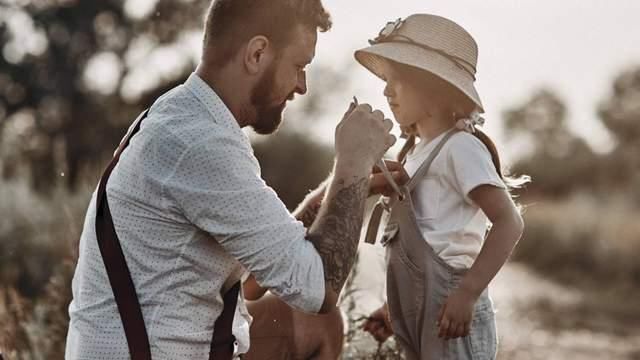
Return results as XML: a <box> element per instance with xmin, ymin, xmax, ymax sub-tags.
<box><xmin>0</xmin><ymin>0</ymin><xmax>207</xmax><ymax>192</ymax></box>
<box><xmin>254</xmin><ymin>130</ymin><xmax>334</xmax><ymax>210</ymax></box>
<box><xmin>0</xmin><ymin>0</ymin><xmax>351</xmax><ymax>299</ymax></box>
<box><xmin>599</xmin><ymin>67</ymin><xmax>640</xmax><ymax>146</ymax></box>
<box><xmin>598</xmin><ymin>66</ymin><xmax>640</xmax><ymax>200</ymax></box>
<box><xmin>504</xmin><ymin>89</ymin><xmax>598</xmax><ymax>197</ymax></box>
<box><xmin>0</xmin><ymin>0</ymin><xmax>349</xmax><ymax>201</ymax></box>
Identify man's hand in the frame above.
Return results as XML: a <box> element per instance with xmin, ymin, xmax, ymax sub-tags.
<box><xmin>294</xmin><ymin>160</ymin><xmax>407</xmax><ymax>228</ymax></box>
<box><xmin>437</xmin><ymin>287</ymin><xmax>477</xmax><ymax>340</ymax></box>
<box><xmin>362</xmin><ymin>303</ymin><xmax>393</xmax><ymax>343</ymax></box>
<box><xmin>306</xmin><ymin>100</ymin><xmax>394</xmax><ymax>313</ymax></box>
<box><xmin>334</xmin><ymin>102</ymin><xmax>396</xmax><ymax>172</ymax></box>
<box><xmin>369</xmin><ymin>160</ymin><xmax>409</xmax><ymax>196</ymax></box>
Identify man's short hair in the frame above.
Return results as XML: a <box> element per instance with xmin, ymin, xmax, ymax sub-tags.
<box><xmin>203</xmin><ymin>0</ymin><xmax>332</xmax><ymax>66</ymax></box>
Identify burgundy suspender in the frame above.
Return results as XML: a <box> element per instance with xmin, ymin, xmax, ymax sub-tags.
<box><xmin>95</xmin><ymin>110</ymin><xmax>240</xmax><ymax>360</ymax></box>
<box><xmin>210</xmin><ymin>282</ymin><xmax>240</xmax><ymax>359</ymax></box>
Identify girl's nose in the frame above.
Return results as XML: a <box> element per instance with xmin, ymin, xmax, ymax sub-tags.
<box><xmin>383</xmin><ymin>82</ymin><xmax>394</xmax><ymax>98</ymax></box>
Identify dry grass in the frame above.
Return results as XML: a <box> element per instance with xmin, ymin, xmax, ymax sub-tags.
<box><xmin>0</xmin><ymin>179</ymin><xmax>88</xmax><ymax>359</ymax></box>
<box><xmin>339</xmin><ymin>253</ymin><xmax>404</xmax><ymax>359</ymax></box>
<box><xmin>514</xmin><ymin>192</ymin><xmax>640</xmax><ymax>288</ymax></box>
<box><xmin>0</xmin><ymin>261</ymin><xmax>74</xmax><ymax>359</ymax></box>
<box><xmin>2</xmin><ymin>179</ymin><xmax>640</xmax><ymax>358</ymax></box>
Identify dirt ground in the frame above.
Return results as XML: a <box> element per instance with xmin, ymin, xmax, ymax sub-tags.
<box><xmin>342</xmin><ymin>245</ymin><xmax>640</xmax><ymax>359</ymax></box>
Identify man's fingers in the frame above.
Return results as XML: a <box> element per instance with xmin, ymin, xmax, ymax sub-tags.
<box><xmin>382</xmin><ymin>118</ymin><xmax>393</xmax><ymax>132</ymax></box>
<box><xmin>372</xmin><ymin>109</ymin><xmax>385</xmax><ymax>121</ymax></box>
<box><xmin>358</xmin><ymin>103</ymin><xmax>373</xmax><ymax>113</ymax></box>
<box><xmin>386</xmin><ymin>134</ymin><xmax>397</xmax><ymax>148</ymax></box>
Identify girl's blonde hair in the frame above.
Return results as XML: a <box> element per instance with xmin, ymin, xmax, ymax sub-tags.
<box><xmin>393</xmin><ymin>62</ymin><xmax>530</xmax><ymax>191</ymax></box>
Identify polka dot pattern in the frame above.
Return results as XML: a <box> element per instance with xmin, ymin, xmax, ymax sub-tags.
<box><xmin>66</xmin><ymin>73</ymin><xmax>325</xmax><ymax>359</ymax></box>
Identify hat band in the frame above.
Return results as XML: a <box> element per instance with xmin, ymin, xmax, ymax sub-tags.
<box><xmin>375</xmin><ymin>35</ymin><xmax>476</xmax><ymax>80</ymax></box>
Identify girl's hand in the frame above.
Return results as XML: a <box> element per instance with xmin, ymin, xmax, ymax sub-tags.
<box><xmin>437</xmin><ymin>288</ymin><xmax>477</xmax><ymax>340</ymax></box>
<box><xmin>369</xmin><ymin>160</ymin><xmax>409</xmax><ymax>196</ymax></box>
<box><xmin>362</xmin><ymin>303</ymin><xmax>394</xmax><ymax>343</ymax></box>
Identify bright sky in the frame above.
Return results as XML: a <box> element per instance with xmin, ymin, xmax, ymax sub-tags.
<box><xmin>297</xmin><ymin>0</ymin><xmax>640</xmax><ymax>160</ymax></box>
<box><xmin>113</xmin><ymin>0</ymin><xmax>640</xmax><ymax>161</ymax></box>
<box><xmin>7</xmin><ymin>0</ymin><xmax>640</xmax><ymax>161</ymax></box>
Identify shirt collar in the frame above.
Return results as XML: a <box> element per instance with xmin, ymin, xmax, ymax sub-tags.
<box><xmin>184</xmin><ymin>72</ymin><xmax>243</xmax><ymax>133</ymax></box>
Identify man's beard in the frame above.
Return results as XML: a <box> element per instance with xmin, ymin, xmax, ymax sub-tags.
<box><xmin>250</xmin><ymin>63</ymin><xmax>290</xmax><ymax>135</ymax></box>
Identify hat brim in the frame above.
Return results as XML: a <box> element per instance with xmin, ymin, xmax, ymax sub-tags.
<box><xmin>355</xmin><ymin>42</ymin><xmax>484</xmax><ymax>113</ymax></box>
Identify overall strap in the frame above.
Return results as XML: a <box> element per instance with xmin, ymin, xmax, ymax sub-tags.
<box><xmin>95</xmin><ymin>109</ymin><xmax>239</xmax><ymax>360</ymax></box>
<box><xmin>406</xmin><ymin>129</ymin><xmax>458</xmax><ymax>192</ymax></box>
<box><xmin>364</xmin><ymin>129</ymin><xmax>458</xmax><ymax>245</ymax></box>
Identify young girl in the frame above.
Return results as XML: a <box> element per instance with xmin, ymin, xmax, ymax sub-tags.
<box><xmin>357</xmin><ymin>14</ymin><xmax>528</xmax><ymax>359</ymax></box>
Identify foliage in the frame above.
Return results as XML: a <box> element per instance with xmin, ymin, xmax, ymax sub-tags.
<box><xmin>0</xmin><ymin>0</ymin><xmax>208</xmax><ymax>192</ymax></box>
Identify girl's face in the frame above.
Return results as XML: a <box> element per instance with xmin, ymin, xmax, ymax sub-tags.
<box><xmin>381</xmin><ymin>61</ymin><xmax>436</xmax><ymax>129</ymax></box>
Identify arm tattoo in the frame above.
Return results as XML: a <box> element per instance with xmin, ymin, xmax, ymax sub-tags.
<box><xmin>307</xmin><ymin>177</ymin><xmax>369</xmax><ymax>294</ymax></box>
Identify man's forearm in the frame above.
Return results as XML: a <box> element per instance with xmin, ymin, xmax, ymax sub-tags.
<box><xmin>306</xmin><ymin>163</ymin><xmax>369</xmax><ymax>295</ymax></box>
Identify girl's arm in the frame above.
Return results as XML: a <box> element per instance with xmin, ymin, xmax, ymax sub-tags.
<box><xmin>438</xmin><ymin>184</ymin><xmax>524</xmax><ymax>339</ymax></box>
<box><xmin>459</xmin><ymin>184</ymin><xmax>524</xmax><ymax>300</ymax></box>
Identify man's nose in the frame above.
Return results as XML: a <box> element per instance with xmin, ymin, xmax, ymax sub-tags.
<box><xmin>296</xmin><ymin>71</ymin><xmax>307</xmax><ymax>95</ymax></box>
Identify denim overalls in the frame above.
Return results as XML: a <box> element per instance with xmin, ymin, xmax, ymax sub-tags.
<box><xmin>366</xmin><ymin>129</ymin><xmax>497</xmax><ymax>359</ymax></box>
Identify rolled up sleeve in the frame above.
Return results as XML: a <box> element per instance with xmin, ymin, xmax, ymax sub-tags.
<box><xmin>164</xmin><ymin>134</ymin><xmax>325</xmax><ymax>313</ymax></box>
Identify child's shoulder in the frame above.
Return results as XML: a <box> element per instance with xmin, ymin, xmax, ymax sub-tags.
<box><xmin>445</xmin><ymin>131</ymin><xmax>489</xmax><ymax>155</ymax></box>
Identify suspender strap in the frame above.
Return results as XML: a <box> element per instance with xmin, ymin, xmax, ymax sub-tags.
<box><xmin>95</xmin><ymin>109</ymin><xmax>239</xmax><ymax>360</ymax></box>
<box><xmin>95</xmin><ymin>110</ymin><xmax>152</xmax><ymax>360</ymax></box>
<box><xmin>210</xmin><ymin>281</ymin><xmax>240</xmax><ymax>359</ymax></box>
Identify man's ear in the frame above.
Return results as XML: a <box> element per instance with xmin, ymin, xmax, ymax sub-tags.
<box><xmin>244</xmin><ymin>35</ymin><xmax>273</xmax><ymax>75</ymax></box>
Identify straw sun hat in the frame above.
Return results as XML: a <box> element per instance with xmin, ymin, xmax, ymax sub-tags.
<box><xmin>354</xmin><ymin>14</ymin><xmax>484</xmax><ymax>113</ymax></box>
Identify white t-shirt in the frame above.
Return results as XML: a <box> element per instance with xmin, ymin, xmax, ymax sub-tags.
<box><xmin>403</xmin><ymin>131</ymin><xmax>506</xmax><ymax>269</ymax></box>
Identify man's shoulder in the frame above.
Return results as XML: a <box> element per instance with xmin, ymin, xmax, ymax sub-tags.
<box><xmin>149</xmin><ymin>86</ymin><xmax>239</xmax><ymax>149</ymax></box>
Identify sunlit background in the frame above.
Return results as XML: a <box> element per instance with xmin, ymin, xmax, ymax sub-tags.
<box><xmin>1</xmin><ymin>0</ymin><xmax>640</xmax><ymax>359</ymax></box>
